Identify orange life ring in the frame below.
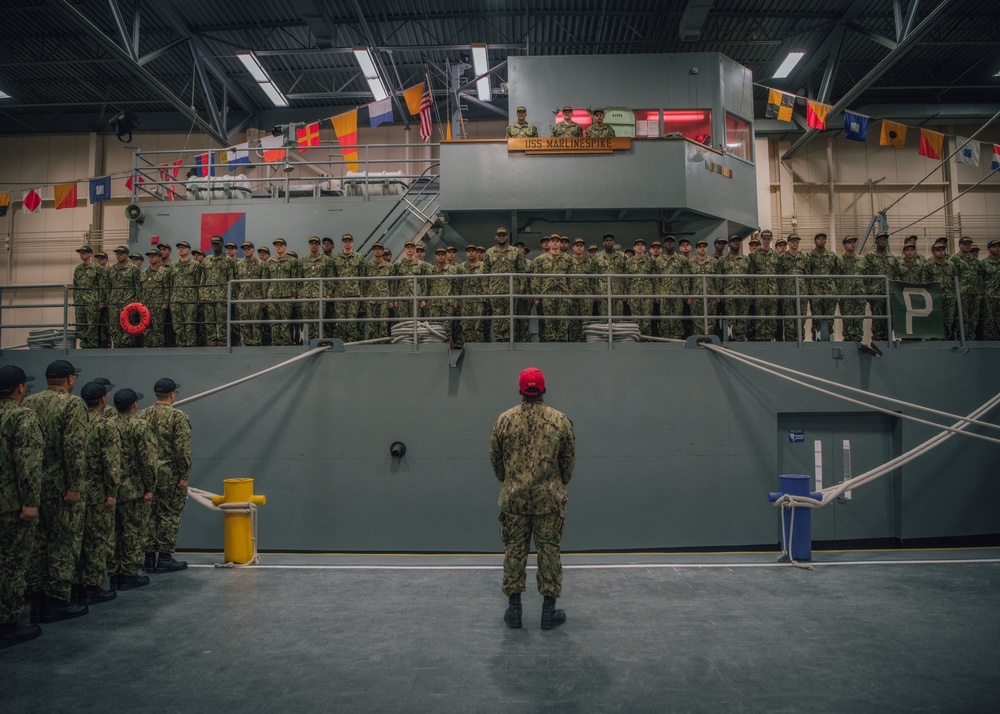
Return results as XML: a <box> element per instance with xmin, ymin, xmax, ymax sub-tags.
<box><xmin>120</xmin><ymin>302</ymin><xmax>151</xmax><ymax>335</ymax></box>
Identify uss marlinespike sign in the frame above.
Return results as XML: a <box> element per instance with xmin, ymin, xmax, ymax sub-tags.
<box><xmin>507</xmin><ymin>137</ymin><xmax>632</xmax><ymax>155</ymax></box>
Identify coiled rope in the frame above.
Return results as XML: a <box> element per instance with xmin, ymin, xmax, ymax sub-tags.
<box><xmin>390</xmin><ymin>320</ymin><xmax>449</xmax><ymax>344</ymax></box>
<box><xmin>582</xmin><ymin>321</ymin><xmax>642</xmax><ymax>342</ymax></box>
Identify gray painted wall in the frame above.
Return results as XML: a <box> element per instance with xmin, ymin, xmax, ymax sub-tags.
<box><xmin>5</xmin><ymin>341</ymin><xmax>997</xmax><ymax>553</ymax></box>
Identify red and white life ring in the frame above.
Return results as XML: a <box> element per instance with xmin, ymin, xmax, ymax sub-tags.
<box><xmin>120</xmin><ymin>302</ymin><xmax>152</xmax><ymax>335</ymax></box>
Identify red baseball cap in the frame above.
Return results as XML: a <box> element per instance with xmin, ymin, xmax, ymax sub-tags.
<box><xmin>519</xmin><ymin>367</ymin><xmax>545</xmax><ymax>396</ymax></box>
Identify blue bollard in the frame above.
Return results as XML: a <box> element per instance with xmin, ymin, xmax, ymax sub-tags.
<box><xmin>768</xmin><ymin>474</ymin><xmax>822</xmax><ymax>562</ymax></box>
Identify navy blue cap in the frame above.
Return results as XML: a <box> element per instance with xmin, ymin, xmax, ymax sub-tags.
<box><xmin>113</xmin><ymin>388</ymin><xmax>143</xmax><ymax>410</ymax></box>
<box><xmin>45</xmin><ymin>359</ymin><xmax>80</xmax><ymax>379</ymax></box>
<box><xmin>154</xmin><ymin>378</ymin><xmax>179</xmax><ymax>394</ymax></box>
<box><xmin>0</xmin><ymin>365</ymin><xmax>33</xmax><ymax>390</ymax></box>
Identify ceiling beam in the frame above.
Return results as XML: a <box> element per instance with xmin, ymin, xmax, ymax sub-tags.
<box><xmin>782</xmin><ymin>0</ymin><xmax>955</xmax><ymax>160</ymax></box>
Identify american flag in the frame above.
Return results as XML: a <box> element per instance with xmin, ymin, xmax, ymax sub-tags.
<box><xmin>419</xmin><ymin>85</ymin><xmax>433</xmax><ymax>142</ymax></box>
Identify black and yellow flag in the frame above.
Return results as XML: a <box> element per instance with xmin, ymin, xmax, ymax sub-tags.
<box><xmin>765</xmin><ymin>89</ymin><xmax>795</xmax><ymax>122</ymax></box>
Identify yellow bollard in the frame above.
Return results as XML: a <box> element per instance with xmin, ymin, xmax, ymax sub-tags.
<box><xmin>210</xmin><ymin>478</ymin><xmax>267</xmax><ymax>564</ymax></box>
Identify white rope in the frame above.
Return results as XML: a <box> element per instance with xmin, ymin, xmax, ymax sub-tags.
<box><xmin>719</xmin><ymin>342</ymin><xmax>1000</xmax><ymax>434</ymax></box>
<box><xmin>185</xmin><ymin>486</ymin><xmax>261</xmax><ymax>568</ymax></box>
<box><xmin>582</xmin><ymin>321</ymin><xmax>641</xmax><ymax>342</ymax></box>
<box><xmin>638</xmin><ymin>334</ymin><xmax>687</xmax><ymax>344</ymax></box>
<box><xmin>778</xmin><ymin>503</ymin><xmax>814</xmax><ymax>570</ymax></box>
<box><xmin>174</xmin><ymin>344</ymin><xmax>331</xmax><ymax>407</ymax></box>
<box><xmin>390</xmin><ymin>319</ymin><xmax>449</xmax><ymax>344</ymax></box>
<box><xmin>702</xmin><ymin>343</ymin><xmax>1000</xmax><ymax>446</ymax></box>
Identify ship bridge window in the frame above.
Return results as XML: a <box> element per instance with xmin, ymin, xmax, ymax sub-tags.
<box><xmin>724</xmin><ymin>112</ymin><xmax>752</xmax><ymax>162</ymax></box>
<box><xmin>662</xmin><ymin>110</ymin><xmax>712</xmax><ymax>144</ymax></box>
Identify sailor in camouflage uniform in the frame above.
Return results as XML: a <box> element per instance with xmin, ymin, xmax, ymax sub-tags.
<box><xmin>953</xmin><ymin>236</ymin><xmax>982</xmax><ymax>340</ymax></box>
<box><xmin>566</xmin><ymin>238</ymin><xmax>596</xmax><ymax>341</ymax></box>
<box><xmin>299</xmin><ymin>237</ymin><xmax>334</xmax><ymax>343</ymax></box>
<box><xmin>76</xmin><ymin>381</ymin><xmax>120</xmax><ymax>606</ymax></box>
<box><xmin>140</xmin><ymin>378</ymin><xmax>190</xmax><ymax>574</ymax></box>
<box><xmin>721</xmin><ymin>235</ymin><xmax>752</xmax><ymax>342</ymax></box>
<box><xmin>925</xmin><ymin>240</ymin><xmax>957</xmax><ymax>339</ymax></box>
<box><xmin>778</xmin><ymin>235</ymin><xmax>808</xmax><ymax>341</ymax></box>
<box><xmin>201</xmin><ymin>236</ymin><xmax>236</xmax><ymax>346</ymax></box>
<box><xmin>626</xmin><ymin>239</ymin><xmax>656</xmax><ymax>334</ymax></box>
<box><xmin>585</xmin><ymin>108</ymin><xmax>616</xmax><ymax>138</ymax></box>
<box><xmin>394</xmin><ymin>241</ymin><xmax>430</xmax><ymax>320</ymax></box>
<box><xmin>505</xmin><ymin>106</ymin><xmax>538</xmax><ymax>138</ymax></box>
<box><xmin>687</xmin><ymin>239</ymin><xmax>718</xmax><ymax>334</ymax></box>
<box><xmin>593</xmin><ymin>232</ymin><xmax>627</xmax><ymax>318</ymax></box>
<box><xmin>0</xmin><ymin>365</ymin><xmax>44</xmax><ymax>648</ymax></box>
<box><xmin>265</xmin><ymin>238</ymin><xmax>302</xmax><ymax>346</ymax></box>
<box><xmin>332</xmin><ymin>234</ymin><xmax>367</xmax><ymax>343</ymax></box>
<box><xmin>94</xmin><ymin>252</ymin><xmax>112</xmax><ymax>347</ymax></box>
<box><xmin>981</xmin><ymin>240</ymin><xmax>1000</xmax><ymax>340</ymax></box>
<box><xmin>658</xmin><ymin>236</ymin><xmax>690</xmax><ymax>339</ymax></box>
<box><xmin>896</xmin><ymin>244</ymin><xmax>924</xmax><ymax>283</ymax></box>
<box><xmin>109</xmin><ymin>388</ymin><xmax>155</xmax><ymax>590</ymax></box>
<box><xmin>170</xmin><ymin>242</ymin><xmax>204</xmax><ymax>347</ymax></box>
<box><xmin>106</xmin><ymin>246</ymin><xmax>141</xmax><ymax>348</ymax></box>
<box><xmin>426</xmin><ymin>248</ymin><xmax>458</xmax><ymax>320</ymax></box>
<box><xmin>456</xmin><ymin>245</ymin><xmax>485</xmax><ymax>342</ymax></box>
<box><xmin>23</xmin><ymin>360</ymin><xmax>89</xmax><ymax>622</ymax></box>
<box><xmin>804</xmin><ymin>232</ymin><xmax>842</xmax><ymax>341</ymax></box>
<box><xmin>365</xmin><ymin>243</ymin><xmax>396</xmax><ymax>340</ymax></box>
<box><xmin>490</xmin><ymin>368</ymin><xmax>575</xmax><ymax>630</ymax></box>
<box><xmin>839</xmin><ymin>236</ymin><xmax>867</xmax><ymax>342</ymax></box>
<box><xmin>750</xmin><ymin>230</ymin><xmax>780</xmax><ymax>341</ymax></box>
<box><xmin>862</xmin><ymin>232</ymin><xmax>898</xmax><ymax>342</ymax></box>
<box><xmin>530</xmin><ymin>238</ymin><xmax>571</xmax><ymax>342</ymax></box>
<box><xmin>139</xmin><ymin>249</ymin><xmax>171</xmax><ymax>347</ymax></box>
<box><xmin>551</xmin><ymin>105</ymin><xmax>582</xmax><ymax>138</ymax></box>
<box><xmin>481</xmin><ymin>228</ymin><xmax>529</xmax><ymax>341</ymax></box>
<box><xmin>235</xmin><ymin>242</ymin><xmax>264</xmax><ymax>345</ymax></box>
<box><xmin>72</xmin><ymin>246</ymin><xmax>103</xmax><ymax>348</ymax></box>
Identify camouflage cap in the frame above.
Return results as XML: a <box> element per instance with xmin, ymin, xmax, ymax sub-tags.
<box><xmin>562</xmin><ymin>105</ymin><xmax>573</xmax><ymax>112</ymax></box>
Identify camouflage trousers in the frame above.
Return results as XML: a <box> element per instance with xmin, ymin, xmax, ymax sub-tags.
<box><xmin>109</xmin><ymin>304</ymin><xmax>139</xmax><ymax>348</ymax></box>
<box><xmin>146</xmin><ymin>481</ymin><xmax>188</xmax><ymax>554</ymax></box>
<box><xmin>783</xmin><ymin>299</ymin><xmax>806</xmax><ymax>341</ymax></box>
<box><xmin>659</xmin><ymin>297</ymin><xmax>685</xmax><ymax>339</ymax></box>
<box><xmin>459</xmin><ymin>300</ymin><xmax>484</xmax><ymax>343</ymax></box>
<box><xmin>0</xmin><ymin>511</ymin><xmax>37</xmax><ymax>624</ymax></box>
<box><xmin>499</xmin><ymin>510</ymin><xmax>565</xmax><ymax>598</ymax></box>
<box><xmin>240</xmin><ymin>304</ymin><xmax>263</xmax><ymax>346</ymax></box>
<box><xmin>172</xmin><ymin>302</ymin><xmax>199</xmax><ymax>347</ymax></box>
<box><xmin>77</xmin><ymin>501</ymin><xmax>115</xmax><ymax>587</ymax></box>
<box><xmin>27</xmin><ymin>496</ymin><xmax>85</xmax><ymax>600</ymax></box>
<box><xmin>203</xmin><ymin>301</ymin><xmax>228</xmax><ymax>346</ymax></box>
<box><xmin>75</xmin><ymin>302</ymin><xmax>101</xmax><ymax>349</ymax></box>
<box><xmin>755</xmin><ymin>298</ymin><xmax>778</xmax><ymax>341</ymax></box>
<box><xmin>488</xmin><ymin>298</ymin><xmax>517</xmax><ymax>342</ymax></box>
<box><xmin>367</xmin><ymin>300</ymin><xmax>392</xmax><ymax>340</ymax></box>
<box><xmin>841</xmin><ymin>298</ymin><xmax>866</xmax><ymax>342</ymax></box>
<box><xmin>113</xmin><ymin>498</ymin><xmax>151</xmax><ymax>577</ymax></box>
<box><xmin>722</xmin><ymin>298</ymin><xmax>749</xmax><ymax>341</ymax></box>
<box><xmin>299</xmin><ymin>296</ymin><xmax>325</xmax><ymax>343</ymax></box>
<box><xmin>268</xmin><ymin>300</ymin><xmax>296</xmax><ymax>346</ymax></box>
<box><xmin>868</xmin><ymin>299</ymin><xmax>890</xmax><ymax>342</ymax></box>
<box><xmin>809</xmin><ymin>298</ymin><xmax>837</xmax><ymax>340</ymax></box>
<box><xmin>97</xmin><ymin>306</ymin><xmax>112</xmax><ymax>347</ymax></box>
<box><xmin>142</xmin><ymin>306</ymin><xmax>168</xmax><ymax>347</ymax></box>
<box><xmin>941</xmin><ymin>296</ymin><xmax>957</xmax><ymax>340</ymax></box>
<box><xmin>629</xmin><ymin>298</ymin><xmax>654</xmax><ymax>334</ymax></box>
<box><xmin>959</xmin><ymin>294</ymin><xmax>981</xmax><ymax>341</ymax></box>
<box><xmin>566</xmin><ymin>299</ymin><xmax>592</xmax><ymax>342</ymax></box>
<box><xmin>537</xmin><ymin>298</ymin><xmax>568</xmax><ymax>342</ymax></box>
<box><xmin>983</xmin><ymin>297</ymin><xmax>1000</xmax><ymax>340</ymax></box>
<box><xmin>335</xmin><ymin>295</ymin><xmax>365</xmax><ymax>343</ymax></box>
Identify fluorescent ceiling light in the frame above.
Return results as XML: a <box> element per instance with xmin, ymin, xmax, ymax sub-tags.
<box><xmin>353</xmin><ymin>47</ymin><xmax>388</xmax><ymax>102</ymax></box>
<box><xmin>773</xmin><ymin>51</ymin><xmax>805</xmax><ymax>79</ymax></box>
<box><xmin>0</xmin><ymin>89</ymin><xmax>10</xmax><ymax>99</ymax></box>
<box><xmin>237</xmin><ymin>52</ymin><xmax>288</xmax><ymax>107</ymax></box>
<box><xmin>471</xmin><ymin>44</ymin><xmax>491</xmax><ymax>102</ymax></box>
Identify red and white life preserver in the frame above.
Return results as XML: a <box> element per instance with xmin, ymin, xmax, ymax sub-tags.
<box><xmin>120</xmin><ymin>302</ymin><xmax>152</xmax><ymax>335</ymax></box>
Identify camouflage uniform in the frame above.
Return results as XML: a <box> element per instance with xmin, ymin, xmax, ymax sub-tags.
<box><xmin>22</xmin><ymin>388</ymin><xmax>88</xmax><ymax>601</ymax></box>
<box><xmin>805</xmin><ymin>250</ymin><xmax>843</xmax><ymax>340</ymax></box>
<box><xmin>658</xmin><ymin>253</ymin><xmax>690</xmax><ymax>339</ymax></box>
<box><xmin>490</xmin><ymin>399</ymin><xmax>575</xmax><ymax>598</ymax></box>
<box><xmin>953</xmin><ymin>252</ymin><xmax>982</xmax><ymax>340</ymax></box>
<box><xmin>585</xmin><ymin>123</ymin><xmax>616</xmax><ymax>138</ymax></box>
<box><xmin>332</xmin><ymin>253</ymin><xmax>367</xmax><ymax>342</ymax></box>
<box><xmin>139</xmin><ymin>265</ymin><xmax>172</xmax><ymax>347</ymax></box>
<box><xmin>981</xmin><ymin>254</ymin><xmax>1000</xmax><ymax>340</ymax></box>
<box><xmin>566</xmin><ymin>255</ymin><xmax>596</xmax><ymax>342</ymax></box>
<box><xmin>111</xmin><ymin>411</ymin><xmax>157</xmax><ymax>578</ymax></box>
<box><xmin>72</xmin><ymin>261</ymin><xmax>103</xmax><ymax>348</ymax></box>
<box><xmin>895</xmin><ymin>257</ymin><xmax>924</xmax><ymax>283</ymax></box>
<box><xmin>530</xmin><ymin>252</ymin><xmax>571</xmax><ymax>342</ymax></box>
<box><xmin>862</xmin><ymin>252</ymin><xmax>898</xmax><ymax>341</ymax></box>
<box><xmin>0</xmin><ymin>398</ymin><xmax>43</xmax><ymax>625</ymax></box>
<box><xmin>172</xmin><ymin>259</ymin><xmax>204</xmax><ymax>348</ymax></box>
<box><xmin>201</xmin><ymin>254</ymin><xmax>235</xmax><ymax>346</ymax></box>
<box><xmin>551</xmin><ymin>121</ymin><xmax>582</xmax><ymax>138</ymax></box>
<box><xmin>626</xmin><ymin>254</ymin><xmax>657</xmax><ymax>334</ymax></box>
<box><xmin>140</xmin><ymin>402</ymin><xmax>191</xmax><ymax>556</ymax></box>
<box><xmin>923</xmin><ymin>257</ymin><xmax>957</xmax><ymax>339</ymax></box>
<box><xmin>481</xmin><ymin>245</ymin><xmax>529</xmax><ymax>341</ymax></box>
<box><xmin>687</xmin><ymin>256</ymin><xmax>719</xmax><ymax>335</ymax></box>
<box><xmin>365</xmin><ymin>260</ymin><xmax>397</xmax><ymax>340</ymax></box>
<box><xmin>236</xmin><ymin>257</ymin><xmax>265</xmax><ymax>346</ymax></box>
<box><xmin>425</xmin><ymin>263</ymin><xmax>458</xmax><ymax>320</ymax></box>
<box><xmin>106</xmin><ymin>261</ymin><xmax>141</xmax><ymax>348</ymax></box>
<box><xmin>505</xmin><ymin>122</ymin><xmax>538</xmax><ymax>138</ymax></box>
<box><xmin>265</xmin><ymin>255</ymin><xmax>302</xmax><ymax>346</ymax></box>
<box><xmin>720</xmin><ymin>252</ymin><xmax>752</xmax><ymax>341</ymax></box>
<box><xmin>778</xmin><ymin>250</ymin><xmax>808</xmax><ymax>341</ymax></box>
<box><xmin>839</xmin><ymin>254</ymin><xmax>867</xmax><ymax>342</ymax></box>
<box><xmin>78</xmin><ymin>407</ymin><xmax>121</xmax><ymax>589</ymax></box>
<box><xmin>299</xmin><ymin>254</ymin><xmax>334</xmax><ymax>343</ymax></box>
<box><xmin>455</xmin><ymin>261</ymin><xmax>485</xmax><ymax>342</ymax></box>
<box><xmin>96</xmin><ymin>266</ymin><xmax>112</xmax><ymax>348</ymax></box>
<box><xmin>395</xmin><ymin>257</ymin><xmax>431</xmax><ymax>319</ymax></box>
<box><xmin>750</xmin><ymin>248</ymin><xmax>780</xmax><ymax>341</ymax></box>
<box><xmin>592</xmin><ymin>251</ymin><xmax>627</xmax><ymax>317</ymax></box>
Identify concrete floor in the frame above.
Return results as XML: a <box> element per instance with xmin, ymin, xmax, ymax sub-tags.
<box><xmin>2</xmin><ymin>549</ymin><xmax>998</xmax><ymax>713</ymax></box>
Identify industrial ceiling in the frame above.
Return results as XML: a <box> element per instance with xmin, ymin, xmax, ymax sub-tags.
<box><xmin>1</xmin><ymin>0</ymin><xmax>998</xmax><ymax>145</ymax></box>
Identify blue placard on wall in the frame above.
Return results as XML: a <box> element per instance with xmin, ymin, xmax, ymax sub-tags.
<box><xmin>788</xmin><ymin>429</ymin><xmax>805</xmax><ymax>443</ymax></box>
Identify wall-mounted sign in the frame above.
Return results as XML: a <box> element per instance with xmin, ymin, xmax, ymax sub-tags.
<box><xmin>788</xmin><ymin>429</ymin><xmax>805</xmax><ymax>443</ymax></box>
<box><xmin>507</xmin><ymin>137</ymin><xmax>632</xmax><ymax>155</ymax></box>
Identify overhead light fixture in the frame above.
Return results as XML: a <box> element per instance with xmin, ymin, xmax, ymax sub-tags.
<box><xmin>471</xmin><ymin>44</ymin><xmax>491</xmax><ymax>102</ymax></box>
<box><xmin>237</xmin><ymin>52</ymin><xmax>288</xmax><ymax>107</ymax></box>
<box><xmin>109</xmin><ymin>111</ymin><xmax>138</xmax><ymax>143</ymax></box>
<box><xmin>0</xmin><ymin>89</ymin><xmax>10</xmax><ymax>99</ymax></box>
<box><xmin>773</xmin><ymin>51</ymin><xmax>805</xmax><ymax>79</ymax></box>
<box><xmin>353</xmin><ymin>47</ymin><xmax>388</xmax><ymax>101</ymax></box>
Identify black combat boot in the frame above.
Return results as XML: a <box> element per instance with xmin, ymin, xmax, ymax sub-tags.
<box><xmin>154</xmin><ymin>552</ymin><xmax>188</xmax><ymax>573</ymax></box>
<box><xmin>143</xmin><ymin>553</ymin><xmax>158</xmax><ymax>574</ymax></box>
<box><xmin>80</xmin><ymin>585</ymin><xmax>117</xmax><ymax>605</ymax></box>
<box><xmin>70</xmin><ymin>584</ymin><xmax>84</xmax><ymax>603</ymax></box>
<box><xmin>40</xmin><ymin>596</ymin><xmax>89</xmax><ymax>623</ymax></box>
<box><xmin>115</xmin><ymin>574</ymin><xmax>150</xmax><ymax>590</ymax></box>
<box><xmin>27</xmin><ymin>591</ymin><xmax>42</xmax><ymax>624</ymax></box>
<box><xmin>0</xmin><ymin>622</ymin><xmax>42</xmax><ymax>649</ymax></box>
<box><xmin>504</xmin><ymin>593</ymin><xmax>522</xmax><ymax>629</ymax></box>
<box><xmin>540</xmin><ymin>596</ymin><xmax>566</xmax><ymax>630</ymax></box>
